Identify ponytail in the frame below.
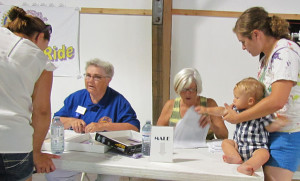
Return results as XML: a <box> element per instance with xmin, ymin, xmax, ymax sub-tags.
<box><xmin>5</xmin><ymin>6</ymin><xmax>51</xmax><ymax>40</ymax></box>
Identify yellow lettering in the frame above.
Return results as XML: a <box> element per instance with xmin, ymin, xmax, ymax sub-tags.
<box><xmin>43</xmin><ymin>47</ymin><xmax>53</xmax><ymax>60</ymax></box>
<box><xmin>43</xmin><ymin>45</ymin><xmax>75</xmax><ymax>62</ymax></box>
<box><xmin>57</xmin><ymin>45</ymin><xmax>66</xmax><ymax>60</ymax></box>
<box><xmin>66</xmin><ymin>46</ymin><xmax>74</xmax><ymax>59</ymax></box>
<box><xmin>53</xmin><ymin>46</ymin><xmax>58</xmax><ymax>60</ymax></box>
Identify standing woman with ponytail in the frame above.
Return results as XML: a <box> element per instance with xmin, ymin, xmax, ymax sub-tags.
<box><xmin>0</xmin><ymin>6</ymin><xmax>59</xmax><ymax>180</ymax></box>
<box><xmin>223</xmin><ymin>7</ymin><xmax>300</xmax><ymax>180</ymax></box>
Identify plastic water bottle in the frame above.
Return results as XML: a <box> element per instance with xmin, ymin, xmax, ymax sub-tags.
<box><xmin>141</xmin><ymin>120</ymin><xmax>152</xmax><ymax>156</ymax></box>
<box><xmin>51</xmin><ymin>116</ymin><xmax>64</xmax><ymax>154</ymax></box>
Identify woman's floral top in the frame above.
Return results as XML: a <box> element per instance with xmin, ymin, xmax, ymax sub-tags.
<box><xmin>258</xmin><ymin>38</ymin><xmax>300</xmax><ymax>132</ymax></box>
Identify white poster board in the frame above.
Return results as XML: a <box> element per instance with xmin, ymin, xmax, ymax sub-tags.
<box><xmin>0</xmin><ymin>5</ymin><xmax>80</xmax><ymax>77</ymax></box>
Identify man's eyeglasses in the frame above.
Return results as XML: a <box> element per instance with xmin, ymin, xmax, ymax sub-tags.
<box><xmin>181</xmin><ymin>88</ymin><xmax>197</xmax><ymax>92</ymax></box>
<box><xmin>84</xmin><ymin>73</ymin><xmax>108</xmax><ymax>81</ymax></box>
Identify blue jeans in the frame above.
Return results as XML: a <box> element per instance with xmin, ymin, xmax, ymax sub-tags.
<box><xmin>0</xmin><ymin>152</ymin><xmax>34</xmax><ymax>181</ymax></box>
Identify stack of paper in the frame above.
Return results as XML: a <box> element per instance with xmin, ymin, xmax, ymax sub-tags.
<box><xmin>206</xmin><ymin>139</ymin><xmax>223</xmax><ymax>153</ymax></box>
<box><xmin>174</xmin><ymin>106</ymin><xmax>209</xmax><ymax>148</ymax></box>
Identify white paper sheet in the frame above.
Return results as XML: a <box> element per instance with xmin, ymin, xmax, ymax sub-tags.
<box><xmin>174</xmin><ymin>106</ymin><xmax>209</xmax><ymax>148</ymax></box>
<box><xmin>206</xmin><ymin>139</ymin><xmax>224</xmax><ymax>153</ymax></box>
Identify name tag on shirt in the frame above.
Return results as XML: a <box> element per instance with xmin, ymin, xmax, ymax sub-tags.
<box><xmin>76</xmin><ymin>105</ymin><xmax>86</xmax><ymax>115</ymax></box>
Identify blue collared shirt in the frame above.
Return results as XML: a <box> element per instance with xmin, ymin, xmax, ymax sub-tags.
<box><xmin>54</xmin><ymin>87</ymin><xmax>140</xmax><ymax>130</ymax></box>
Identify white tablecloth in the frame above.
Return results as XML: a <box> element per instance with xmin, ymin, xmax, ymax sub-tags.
<box><xmin>49</xmin><ymin>148</ymin><xmax>264</xmax><ymax>181</ymax></box>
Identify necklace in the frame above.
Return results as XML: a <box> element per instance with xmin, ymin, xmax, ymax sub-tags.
<box><xmin>258</xmin><ymin>56</ymin><xmax>267</xmax><ymax>82</ymax></box>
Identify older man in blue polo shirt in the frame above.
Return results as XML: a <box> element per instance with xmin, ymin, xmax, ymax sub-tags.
<box><xmin>46</xmin><ymin>58</ymin><xmax>140</xmax><ymax>181</ymax></box>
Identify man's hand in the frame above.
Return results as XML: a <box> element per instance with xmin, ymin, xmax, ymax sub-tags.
<box><xmin>33</xmin><ymin>152</ymin><xmax>60</xmax><ymax>173</ymax></box>
<box><xmin>70</xmin><ymin>119</ymin><xmax>86</xmax><ymax>133</ymax></box>
<box><xmin>85</xmin><ymin>122</ymin><xmax>108</xmax><ymax>133</ymax></box>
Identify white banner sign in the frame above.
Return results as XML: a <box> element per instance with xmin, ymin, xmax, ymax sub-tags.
<box><xmin>0</xmin><ymin>5</ymin><xmax>80</xmax><ymax>77</ymax></box>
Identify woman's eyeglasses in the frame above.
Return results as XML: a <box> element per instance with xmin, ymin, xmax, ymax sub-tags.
<box><xmin>43</xmin><ymin>24</ymin><xmax>52</xmax><ymax>34</ymax></box>
<box><xmin>181</xmin><ymin>88</ymin><xmax>197</xmax><ymax>93</ymax></box>
<box><xmin>35</xmin><ymin>24</ymin><xmax>52</xmax><ymax>41</ymax></box>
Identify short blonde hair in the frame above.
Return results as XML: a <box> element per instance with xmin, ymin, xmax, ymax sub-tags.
<box><xmin>173</xmin><ymin>68</ymin><xmax>202</xmax><ymax>95</ymax></box>
<box><xmin>85</xmin><ymin>58</ymin><xmax>114</xmax><ymax>78</ymax></box>
<box><xmin>234</xmin><ymin>77</ymin><xmax>265</xmax><ymax>102</ymax></box>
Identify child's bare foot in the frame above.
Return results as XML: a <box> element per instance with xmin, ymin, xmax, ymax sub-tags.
<box><xmin>223</xmin><ymin>155</ymin><xmax>243</xmax><ymax>164</ymax></box>
<box><xmin>237</xmin><ymin>163</ymin><xmax>254</xmax><ymax>176</ymax></box>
